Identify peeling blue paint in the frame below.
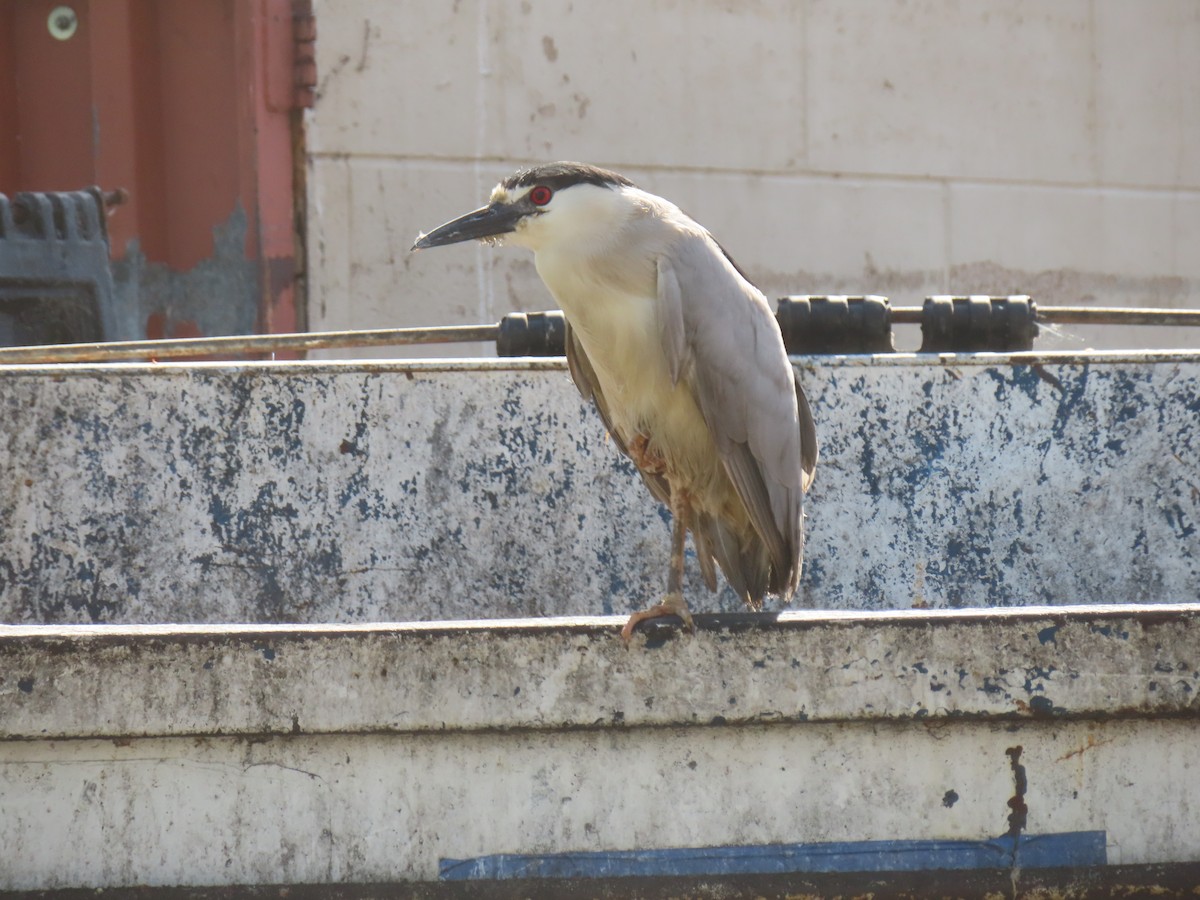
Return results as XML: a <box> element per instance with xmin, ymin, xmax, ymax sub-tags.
<box><xmin>1088</xmin><ymin>623</ymin><xmax>1131</xmax><ymax>640</ymax></box>
<box><xmin>254</xmin><ymin>644</ymin><xmax>276</xmax><ymax>661</ymax></box>
<box><xmin>1023</xmin><ymin>665</ymin><xmax>1057</xmax><ymax>694</ymax></box>
<box><xmin>1163</xmin><ymin>504</ymin><xmax>1196</xmax><ymax>539</ymax></box>
<box><xmin>1</xmin><ymin>359</ymin><xmax>1197</xmax><ymax>623</ymax></box>
<box><xmin>439</xmin><ymin>831</ymin><xmax>1107</xmax><ymax>879</ymax></box>
<box><xmin>1028</xmin><ymin>695</ymin><xmax>1067</xmax><ymax>715</ymax></box>
<box><xmin>979</xmin><ymin>678</ymin><xmax>1006</xmax><ymax>697</ymax></box>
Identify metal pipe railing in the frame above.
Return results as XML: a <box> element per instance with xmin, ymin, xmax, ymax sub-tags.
<box><xmin>888</xmin><ymin>306</ymin><xmax>1200</xmax><ymax>326</ymax></box>
<box><xmin>0</xmin><ymin>324</ymin><xmax>500</xmax><ymax>364</ymax></box>
<box><xmin>0</xmin><ymin>304</ymin><xmax>1195</xmax><ymax>365</ymax></box>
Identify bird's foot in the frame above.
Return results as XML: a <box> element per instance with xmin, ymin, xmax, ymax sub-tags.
<box><xmin>621</xmin><ymin>592</ymin><xmax>695</xmax><ymax>643</ymax></box>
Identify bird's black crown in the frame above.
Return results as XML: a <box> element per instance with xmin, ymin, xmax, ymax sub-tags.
<box><xmin>502</xmin><ymin>162</ymin><xmax>635</xmax><ymax>194</ymax></box>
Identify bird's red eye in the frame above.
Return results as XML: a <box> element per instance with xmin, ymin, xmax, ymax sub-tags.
<box><xmin>529</xmin><ymin>185</ymin><xmax>553</xmax><ymax>206</ymax></box>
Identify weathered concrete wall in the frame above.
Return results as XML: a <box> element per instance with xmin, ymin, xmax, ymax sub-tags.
<box><xmin>2</xmin><ymin>606</ymin><xmax>1198</xmax><ymax>889</ymax></box>
<box><xmin>307</xmin><ymin>1</ymin><xmax>1200</xmax><ymax>356</ymax></box>
<box><xmin>1</xmin><ymin>353</ymin><xmax>1198</xmax><ymax>624</ymax></box>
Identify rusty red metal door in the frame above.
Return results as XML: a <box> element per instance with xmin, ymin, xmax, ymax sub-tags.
<box><xmin>0</xmin><ymin>0</ymin><xmax>313</xmax><ymax>343</ymax></box>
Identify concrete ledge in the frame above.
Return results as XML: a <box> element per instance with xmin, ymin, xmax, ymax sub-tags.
<box><xmin>3</xmin><ymin>604</ymin><xmax>1197</xmax><ymax>741</ymax></box>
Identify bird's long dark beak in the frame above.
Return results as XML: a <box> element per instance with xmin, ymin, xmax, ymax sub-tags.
<box><xmin>411</xmin><ymin>202</ymin><xmax>524</xmax><ymax>251</ymax></box>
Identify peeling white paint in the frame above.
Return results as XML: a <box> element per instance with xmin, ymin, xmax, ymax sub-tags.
<box><xmin>1</xmin><ymin>353</ymin><xmax>1197</xmax><ymax>624</ymax></box>
<box><xmin>6</xmin><ymin>721</ymin><xmax>1195</xmax><ymax>888</ymax></box>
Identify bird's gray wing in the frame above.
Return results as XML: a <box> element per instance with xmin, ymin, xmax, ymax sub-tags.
<box><xmin>708</xmin><ymin>238</ymin><xmax>818</xmax><ymax>494</ymax></box>
<box><xmin>657</xmin><ymin>240</ymin><xmax>818</xmax><ymax>599</ymax></box>
<box><xmin>795</xmin><ymin>367</ymin><xmax>819</xmax><ymax>492</ymax></box>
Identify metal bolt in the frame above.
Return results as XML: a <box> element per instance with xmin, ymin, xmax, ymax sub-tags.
<box><xmin>48</xmin><ymin>6</ymin><xmax>78</xmax><ymax>41</ymax></box>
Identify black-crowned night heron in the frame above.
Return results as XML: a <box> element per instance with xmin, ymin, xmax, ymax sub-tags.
<box><xmin>413</xmin><ymin>162</ymin><xmax>817</xmax><ymax>639</ymax></box>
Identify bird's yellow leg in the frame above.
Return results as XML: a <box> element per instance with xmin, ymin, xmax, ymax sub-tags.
<box><xmin>621</xmin><ymin>490</ymin><xmax>695</xmax><ymax>642</ymax></box>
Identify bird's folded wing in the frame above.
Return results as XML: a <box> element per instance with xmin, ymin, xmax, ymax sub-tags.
<box><xmin>657</xmin><ymin>239</ymin><xmax>814</xmax><ymax>591</ymax></box>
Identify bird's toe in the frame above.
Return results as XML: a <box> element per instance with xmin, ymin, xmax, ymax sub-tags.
<box><xmin>620</xmin><ymin>592</ymin><xmax>694</xmax><ymax>643</ymax></box>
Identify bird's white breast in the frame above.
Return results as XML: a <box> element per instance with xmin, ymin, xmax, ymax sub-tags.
<box><xmin>535</xmin><ymin>250</ymin><xmax>722</xmax><ymax>493</ymax></box>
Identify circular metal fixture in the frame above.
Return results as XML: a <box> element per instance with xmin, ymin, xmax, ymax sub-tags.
<box><xmin>48</xmin><ymin>6</ymin><xmax>78</xmax><ymax>41</ymax></box>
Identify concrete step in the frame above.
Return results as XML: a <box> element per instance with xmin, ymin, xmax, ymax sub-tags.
<box><xmin>3</xmin><ymin>605</ymin><xmax>1198</xmax><ymax>890</ymax></box>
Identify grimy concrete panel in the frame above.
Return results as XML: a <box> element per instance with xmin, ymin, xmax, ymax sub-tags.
<box><xmin>311</xmin><ymin>0</ymin><xmax>806</xmax><ymax>172</ymax></box>
<box><xmin>1094</xmin><ymin>0</ymin><xmax>1200</xmax><ymax>189</ymax></box>
<box><xmin>1</xmin><ymin>353</ymin><xmax>1198</xmax><ymax>624</ymax></box>
<box><xmin>806</xmin><ymin>1</ymin><xmax>1096</xmax><ymax>184</ymax></box>
<box><xmin>12</xmin><ymin>721</ymin><xmax>1197</xmax><ymax>888</ymax></box>
<box><xmin>306</xmin><ymin>2</ymin><xmax>1200</xmax><ymax>352</ymax></box>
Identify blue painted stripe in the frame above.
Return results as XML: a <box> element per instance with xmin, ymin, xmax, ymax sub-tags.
<box><xmin>439</xmin><ymin>831</ymin><xmax>1106</xmax><ymax>880</ymax></box>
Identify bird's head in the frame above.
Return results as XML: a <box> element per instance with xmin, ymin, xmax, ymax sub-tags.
<box><xmin>411</xmin><ymin>162</ymin><xmax>640</xmax><ymax>255</ymax></box>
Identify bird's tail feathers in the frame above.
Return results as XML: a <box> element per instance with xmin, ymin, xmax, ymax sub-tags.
<box><xmin>694</xmin><ymin>513</ymin><xmax>770</xmax><ymax>610</ymax></box>
<box><xmin>690</xmin><ymin>517</ymin><xmax>720</xmax><ymax>593</ymax></box>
